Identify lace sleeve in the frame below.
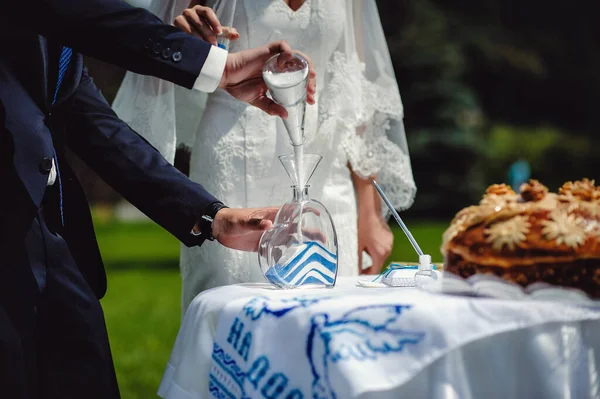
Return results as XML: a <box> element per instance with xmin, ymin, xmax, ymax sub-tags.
<box><xmin>321</xmin><ymin>0</ymin><xmax>416</xmax><ymax>213</ymax></box>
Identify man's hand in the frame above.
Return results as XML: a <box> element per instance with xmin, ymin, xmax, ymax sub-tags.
<box><xmin>173</xmin><ymin>3</ymin><xmax>316</xmax><ymax>118</ymax></box>
<box><xmin>219</xmin><ymin>41</ymin><xmax>317</xmax><ymax>118</ymax></box>
<box><xmin>211</xmin><ymin>207</ymin><xmax>280</xmax><ymax>251</ymax></box>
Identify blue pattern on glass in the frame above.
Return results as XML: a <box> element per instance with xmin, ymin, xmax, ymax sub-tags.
<box><xmin>264</xmin><ymin>242</ymin><xmax>337</xmax><ymax>287</ymax></box>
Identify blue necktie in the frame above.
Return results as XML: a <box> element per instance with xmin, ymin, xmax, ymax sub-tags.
<box><xmin>52</xmin><ymin>46</ymin><xmax>72</xmax><ymax>227</ymax></box>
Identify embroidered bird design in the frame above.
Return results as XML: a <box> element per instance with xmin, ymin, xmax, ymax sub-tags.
<box><xmin>243</xmin><ymin>296</ymin><xmax>332</xmax><ymax>321</ymax></box>
<box><xmin>306</xmin><ymin>304</ymin><xmax>425</xmax><ymax>399</ymax></box>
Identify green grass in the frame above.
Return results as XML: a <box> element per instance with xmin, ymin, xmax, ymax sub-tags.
<box><xmin>102</xmin><ymin>270</ymin><xmax>181</xmax><ymax>398</ymax></box>
<box><xmin>389</xmin><ymin>220</ymin><xmax>446</xmax><ymax>263</ymax></box>
<box><xmin>97</xmin><ymin>219</ymin><xmax>447</xmax><ymax>397</ymax></box>
<box><xmin>95</xmin><ymin>221</ymin><xmax>180</xmax><ymax>269</ymax></box>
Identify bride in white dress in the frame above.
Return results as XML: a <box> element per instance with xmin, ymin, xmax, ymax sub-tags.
<box><xmin>113</xmin><ymin>0</ymin><xmax>416</xmax><ymax>313</ymax></box>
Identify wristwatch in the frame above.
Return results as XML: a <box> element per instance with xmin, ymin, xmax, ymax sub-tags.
<box><xmin>193</xmin><ymin>202</ymin><xmax>229</xmax><ymax>241</ymax></box>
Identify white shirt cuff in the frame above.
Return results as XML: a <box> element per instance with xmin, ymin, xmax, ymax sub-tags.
<box><xmin>192</xmin><ymin>45</ymin><xmax>228</xmax><ymax>93</ymax></box>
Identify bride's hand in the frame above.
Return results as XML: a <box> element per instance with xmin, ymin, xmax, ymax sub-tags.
<box><xmin>357</xmin><ymin>209</ymin><xmax>394</xmax><ymax>275</ymax></box>
<box><xmin>174</xmin><ymin>4</ymin><xmax>240</xmax><ymax>46</ymax></box>
<box><xmin>350</xmin><ymin>170</ymin><xmax>393</xmax><ymax>274</ymax></box>
<box><xmin>211</xmin><ymin>207</ymin><xmax>280</xmax><ymax>252</ymax></box>
<box><xmin>219</xmin><ymin>40</ymin><xmax>317</xmax><ymax>118</ymax></box>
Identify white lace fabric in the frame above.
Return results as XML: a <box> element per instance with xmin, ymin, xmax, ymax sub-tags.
<box><xmin>112</xmin><ymin>0</ymin><xmax>416</xmax><ymax>313</ymax></box>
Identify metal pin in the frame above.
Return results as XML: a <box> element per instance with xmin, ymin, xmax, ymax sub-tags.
<box><xmin>372</xmin><ymin>179</ymin><xmax>423</xmax><ymax>257</ymax></box>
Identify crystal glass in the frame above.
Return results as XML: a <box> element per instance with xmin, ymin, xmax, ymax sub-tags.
<box><xmin>263</xmin><ymin>53</ymin><xmax>310</xmax><ymax>188</ymax></box>
<box><xmin>262</xmin><ymin>53</ymin><xmax>309</xmax><ymax>147</ymax></box>
<box><xmin>258</xmin><ymin>154</ymin><xmax>339</xmax><ymax>289</ymax></box>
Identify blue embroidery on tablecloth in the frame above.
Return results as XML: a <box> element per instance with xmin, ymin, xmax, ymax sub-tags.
<box><xmin>214</xmin><ymin>297</ymin><xmax>425</xmax><ymax>399</ymax></box>
<box><xmin>213</xmin><ymin>343</ymin><xmax>246</xmax><ymax>385</ymax></box>
<box><xmin>243</xmin><ymin>296</ymin><xmax>333</xmax><ymax>321</ymax></box>
<box><xmin>209</xmin><ymin>376</ymin><xmax>236</xmax><ymax>399</ymax></box>
<box><xmin>306</xmin><ymin>304</ymin><xmax>425</xmax><ymax>399</ymax></box>
<box><xmin>210</xmin><ymin>342</ymin><xmax>248</xmax><ymax>398</ymax></box>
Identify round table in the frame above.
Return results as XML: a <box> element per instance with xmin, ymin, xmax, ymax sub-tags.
<box><xmin>158</xmin><ymin>276</ymin><xmax>600</xmax><ymax>399</ymax></box>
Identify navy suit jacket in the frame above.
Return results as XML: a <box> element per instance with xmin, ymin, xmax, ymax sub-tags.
<box><xmin>0</xmin><ymin>2</ymin><xmax>227</xmax><ymax>394</ymax></box>
<box><xmin>0</xmin><ymin>31</ymin><xmax>219</xmax><ymax>300</ymax></box>
<box><xmin>1</xmin><ymin>0</ymin><xmax>215</xmax><ymax>89</ymax></box>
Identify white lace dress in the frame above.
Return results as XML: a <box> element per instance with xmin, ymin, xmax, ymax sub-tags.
<box><xmin>113</xmin><ymin>0</ymin><xmax>416</xmax><ymax>313</ymax></box>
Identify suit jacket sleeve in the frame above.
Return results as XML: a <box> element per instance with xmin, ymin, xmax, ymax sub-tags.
<box><xmin>2</xmin><ymin>0</ymin><xmax>212</xmax><ymax>89</ymax></box>
<box><xmin>64</xmin><ymin>67</ymin><xmax>220</xmax><ymax>247</ymax></box>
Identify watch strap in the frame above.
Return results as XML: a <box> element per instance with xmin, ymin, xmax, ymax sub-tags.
<box><xmin>196</xmin><ymin>202</ymin><xmax>228</xmax><ymax>241</ymax></box>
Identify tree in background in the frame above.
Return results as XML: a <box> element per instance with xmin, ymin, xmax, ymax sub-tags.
<box><xmin>378</xmin><ymin>0</ymin><xmax>598</xmax><ymax>217</ymax></box>
<box><xmin>73</xmin><ymin>0</ymin><xmax>599</xmax><ymax>218</ymax></box>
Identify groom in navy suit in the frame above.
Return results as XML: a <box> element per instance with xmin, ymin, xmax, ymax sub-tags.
<box><xmin>0</xmin><ymin>0</ymin><xmax>316</xmax><ymax>397</ymax></box>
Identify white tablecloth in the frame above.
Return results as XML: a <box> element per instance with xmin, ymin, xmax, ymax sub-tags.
<box><xmin>158</xmin><ymin>277</ymin><xmax>600</xmax><ymax>399</ymax></box>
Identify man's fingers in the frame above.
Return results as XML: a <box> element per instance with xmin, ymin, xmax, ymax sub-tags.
<box><xmin>302</xmin><ymin>229</ymin><xmax>327</xmax><ymax>244</ymax></box>
<box><xmin>294</xmin><ymin>50</ymin><xmax>315</xmax><ymax>74</ymax></box>
<box><xmin>260</xmin><ymin>206</ymin><xmax>281</xmax><ymax>221</ymax></box>
<box><xmin>225</xmin><ymin>77</ymin><xmax>288</xmax><ymax>118</ymax></box>
<box><xmin>245</xmin><ymin>207</ymin><xmax>280</xmax><ymax>231</ymax></box>
<box><xmin>301</xmin><ymin>206</ymin><xmax>321</xmax><ymax>217</ymax></box>
<box><xmin>260</xmin><ymin>219</ymin><xmax>274</xmax><ymax>230</ymax></box>
<box><xmin>246</xmin><ymin>218</ymin><xmax>273</xmax><ymax>231</ymax></box>
<box><xmin>252</xmin><ymin>96</ymin><xmax>288</xmax><ymax>118</ymax></box>
<box><xmin>306</xmin><ymin>71</ymin><xmax>316</xmax><ymax>104</ymax></box>
<box><xmin>224</xmin><ymin>40</ymin><xmax>316</xmax><ymax>114</ymax></box>
<box><xmin>293</xmin><ymin>50</ymin><xmax>317</xmax><ymax>104</ymax></box>
<box><xmin>306</xmin><ymin>81</ymin><xmax>316</xmax><ymax>104</ymax></box>
<box><xmin>265</xmin><ymin>40</ymin><xmax>293</xmax><ymax>68</ymax></box>
<box><xmin>215</xmin><ymin>207</ymin><xmax>281</xmax><ymax>252</ymax></box>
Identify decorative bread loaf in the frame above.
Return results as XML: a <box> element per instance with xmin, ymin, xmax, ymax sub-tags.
<box><xmin>441</xmin><ymin>179</ymin><xmax>600</xmax><ymax>297</ymax></box>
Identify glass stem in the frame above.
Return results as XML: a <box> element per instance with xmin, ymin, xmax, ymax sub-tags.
<box><xmin>292</xmin><ymin>186</ymin><xmax>309</xmax><ymax>238</ymax></box>
<box><xmin>292</xmin><ymin>186</ymin><xmax>309</xmax><ymax>200</ymax></box>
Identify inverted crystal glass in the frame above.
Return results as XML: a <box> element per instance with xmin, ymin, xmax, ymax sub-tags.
<box><xmin>258</xmin><ymin>154</ymin><xmax>339</xmax><ymax>289</ymax></box>
<box><xmin>262</xmin><ymin>53</ymin><xmax>309</xmax><ymax>147</ymax></box>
